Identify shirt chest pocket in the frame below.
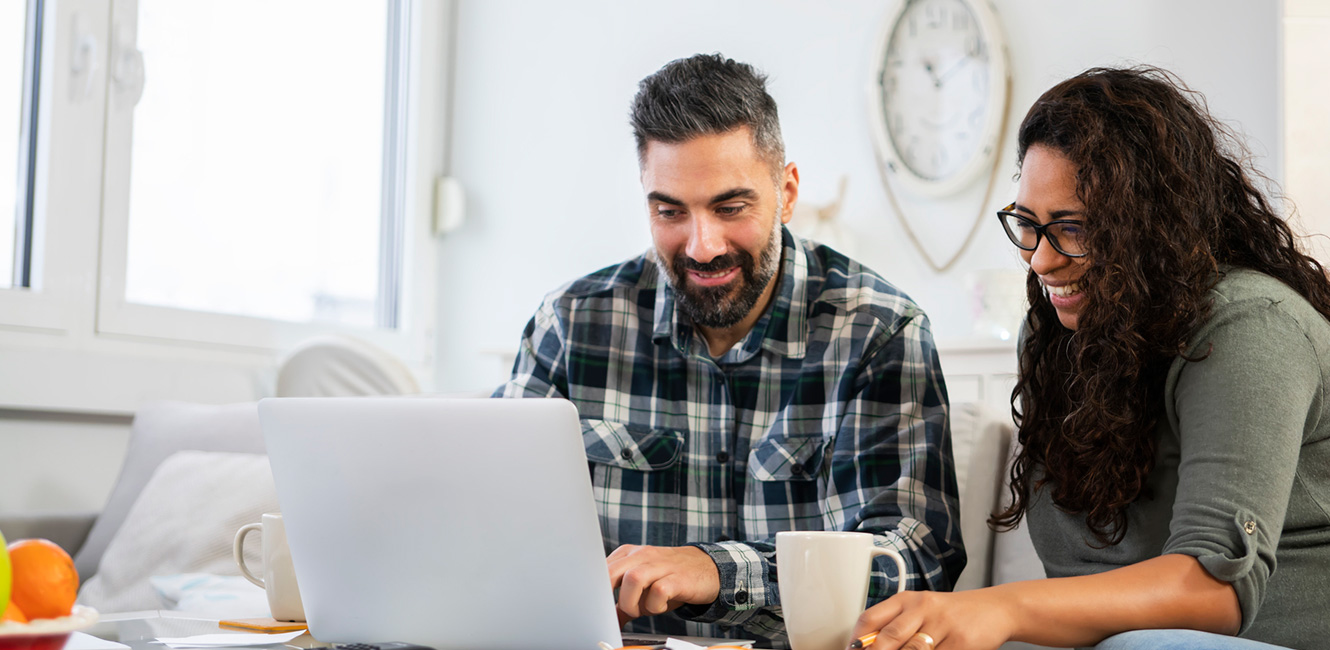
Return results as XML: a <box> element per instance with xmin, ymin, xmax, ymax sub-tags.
<box><xmin>581</xmin><ymin>419</ymin><xmax>686</xmax><ymax>547</ymax></box>
<box><xmin>746</xmin><ymin>433</ymin><xmax>828</xmax><ymax>531</ymax></box>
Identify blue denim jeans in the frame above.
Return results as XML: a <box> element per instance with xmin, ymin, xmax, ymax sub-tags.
<box><xmin>1095</xmin><ymin>630</ymin><xmax>1292</xmax><ymax>650</ymax></box>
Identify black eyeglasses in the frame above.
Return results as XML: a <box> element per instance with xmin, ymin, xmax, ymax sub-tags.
<box><xmin>996</xmin><ymin>203</ymin><xmax>1087</xmax><ymax>258</ymax></box>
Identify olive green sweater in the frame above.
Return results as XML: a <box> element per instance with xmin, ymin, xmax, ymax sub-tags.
<box><xmin>1026</xmin><ymin>268</ymin><xmax>1330</xmax><ymax>650</ymax></box>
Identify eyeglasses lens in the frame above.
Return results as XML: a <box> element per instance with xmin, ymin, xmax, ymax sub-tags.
<box><xmin>1001</xmin><ymin>213</ymin><xmax>1038</xmax><ymax>250</ymax></box>
<box><xmin>1000</xmin><ymin>213</ymin><xmax>1086</xmax><ymax>257</ymax></box>
<box><xmin>1046</xmin><ymin>222</ymin><xmax>1085</xmax><ymax>256</ymax></box>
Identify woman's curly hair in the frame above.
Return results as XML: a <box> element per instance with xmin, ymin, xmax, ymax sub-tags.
<box><xmin>989</xmin><ymin>66</ymin><xmax>1330</xmax><ymax>545</ymax></box>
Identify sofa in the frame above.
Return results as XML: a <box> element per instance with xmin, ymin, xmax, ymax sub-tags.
<box><xmin>0</xmin><ymin>399</ymin><xmax>1047</xmax><ymax>643</ymax></box>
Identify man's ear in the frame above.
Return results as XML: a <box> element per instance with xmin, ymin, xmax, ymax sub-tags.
<box><xmin>780</xmin><ymin>162</ymin><xmax>799</xmax><ymax>224</ymax></box>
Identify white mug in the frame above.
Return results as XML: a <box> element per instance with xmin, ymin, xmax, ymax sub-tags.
<box><xmin>234</xmin><ymin>512</ymin><xmax>306</xmax><ymax>622</ymax></box>
<box><xmin>776</xmin><ymin>531</ymin><xmax>907</xmax><ymax>650</ymax></box>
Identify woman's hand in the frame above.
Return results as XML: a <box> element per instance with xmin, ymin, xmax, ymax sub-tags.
<box><xmin>851</xmin><ymin>587</ymin><xmax>1019</xmax><ymax>650</ymax></box>
<box><xmin>851</xmin><ymin>556</ymin><xmax>1240</xmax><ymax>649</ymax></box>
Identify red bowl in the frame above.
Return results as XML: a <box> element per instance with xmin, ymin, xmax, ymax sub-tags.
<box><xmin>0</xmin><ymin>606</ymin><xmax>99</xmax><ymax>650</ymax></box>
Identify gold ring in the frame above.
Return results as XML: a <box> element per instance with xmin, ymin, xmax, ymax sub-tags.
<box><xmin>914</xmin><ymin>632</ymin><xmax>936</xmax><ymax>649</ymax></box>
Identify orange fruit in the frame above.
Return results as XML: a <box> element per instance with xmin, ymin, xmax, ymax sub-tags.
<box><xmin>7</xmin><ymin>539</ymin><xmax>78</xmax><ymax>620</ymax></box>
<box><xmin>1</xmin><ymin>601</ymin><xmax>26</xmax><ymax>623</ymax></box>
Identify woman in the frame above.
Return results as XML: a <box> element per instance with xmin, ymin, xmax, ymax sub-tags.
<box><xmin>854</xmin><ymin>67</ymin><xmax>1330</xmax><ymax>650</ymax></box>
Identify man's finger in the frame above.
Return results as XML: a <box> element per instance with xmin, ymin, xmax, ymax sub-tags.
<box><xmin>607</xmin><ymin>544</ymin><xmax>639</xmax><ymax>562</ymax></box>
<box><xmin>615</xmin><ymin>563</ymin><xmax>663</xmax><ymax>618</ymax></box>
<box><xmin>607</xmin><ymin>559</ymin><xmax>626</xmax><ymax>589</ymax></box>
<box><xmin>615</xmin><ymin>579</ymin><xmax>645</xmax><ymax>617</ymax></box>
<box><xmin>606</xmin><ymin>547</ymin><xmax>644</xmax><ymax>588</ymax></box>
<box><xmin>641</xmin><ymin>574</ymin><xmax>679</xmax><ymax>615</ymax></box>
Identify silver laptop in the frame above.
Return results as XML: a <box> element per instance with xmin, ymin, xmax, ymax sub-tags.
<box><xmin>258</xmin><ymin>397</ymin><xmax>623</xmax><ymax>650</ymax></box>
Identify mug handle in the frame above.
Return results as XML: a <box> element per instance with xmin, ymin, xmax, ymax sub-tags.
<box><xmin>233</xmin><ymin>523</ymin><xmax>266</xmax><ymax>589</ymax></box>
<box><xmin>870</xmin><ymin>546</ymin><xmax>909</xmax><ymax>595</ymax></box>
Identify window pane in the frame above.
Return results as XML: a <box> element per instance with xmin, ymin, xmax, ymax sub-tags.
<box><xmin>0</xmin><ymin>1</ymin><xmax>27</xmax><ymax>288</ymax></box>
<box><xmin>125</xmin><ymin>1</ymin><xmax>390</xmax><ymax>328</ymax></box>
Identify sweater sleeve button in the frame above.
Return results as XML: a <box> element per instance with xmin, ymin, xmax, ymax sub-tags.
<box><xmin>1244</xmin><ymin>520</ymin><xmax>1256</xmax><ymax>535</ymax></box>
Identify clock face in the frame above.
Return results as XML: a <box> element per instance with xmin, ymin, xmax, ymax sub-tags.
<box><xmin>879</xmin><ymin>0</ymin><xmax>993</xmax><ymax>183</ymax></box>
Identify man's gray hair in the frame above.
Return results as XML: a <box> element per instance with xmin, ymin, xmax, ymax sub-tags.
<box><xmin>630</xmin><ymin>53</ymin><xmax>785</xmax><ymax>173</ymax></box>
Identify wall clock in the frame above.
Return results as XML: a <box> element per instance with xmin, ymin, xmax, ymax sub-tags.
<box><xmin>869</xmin><ymin>0</ymin><xmax>1012</xmax><ymax>271</ymax></box>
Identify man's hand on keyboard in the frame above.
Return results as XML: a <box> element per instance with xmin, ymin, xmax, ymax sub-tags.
<box><xmin>607</xmin><ymin>544</ymin><xmax>721</xmax><ymax>624</ymax></box>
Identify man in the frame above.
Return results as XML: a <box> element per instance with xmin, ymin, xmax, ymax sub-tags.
<box><xmin>496</xmin><ymin>53</ymin><xmax>963</xmax><ymax>646</ymax></box>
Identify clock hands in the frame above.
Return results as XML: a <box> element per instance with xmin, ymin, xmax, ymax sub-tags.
<box><xmin>923</xmin><ymin>54</ymin><xmax>975</xmax><ymax>88</ymax></box>
<box><xmin>923</xmin><ymin>60</ymin><xmax>943</xmax><ymax>87</ymax></box>
<box><xmin>935</xmin><ymin>54</ymin><xmax>973</xmax><ymax>86</ymax></box>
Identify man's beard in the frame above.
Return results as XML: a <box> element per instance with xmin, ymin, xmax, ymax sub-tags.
<box><xmin>656</xmin><ymin>214</ymin><xmax>783</xmax><ymax>330</ymax></box>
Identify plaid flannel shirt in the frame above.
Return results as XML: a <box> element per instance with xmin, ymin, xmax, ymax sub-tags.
<box><xmin>495</xmin><ymin>228</ymin><xmax>964</xmax><ymax>647</ymax></box>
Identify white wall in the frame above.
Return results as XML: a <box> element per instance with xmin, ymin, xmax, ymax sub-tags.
<box><xmin>433</xmin><ymin>0</ymin><xmax>1281</xmax><ymax>393</ymax></box>
<box><xmin>0</xmin><ymin>412</ymin><xmax>129</xmax><ymax>512</ymax></box>
<box><xmin>1</xmin><ymin>1</ymin><xmax>1283</xmax><ymax>515</ymax></box>
<box><xmin>1285</xmin><ymin>0</ymin><xmax>1330</xmax><ymax>258</ymax></box>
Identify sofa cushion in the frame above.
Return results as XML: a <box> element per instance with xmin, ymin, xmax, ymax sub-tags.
<box><xmin>74</xmin><ymin>401</ymin><xmax>266</xmax><ymax>580</ymax></box>
<box><xmin>77</xmin><ymin>450</ymin><xmax>278</xmax><ymax>613</ymax></box>
<box><xmin>149</xmin><ymin>573</ymin><xmax>270</xmax><ymax>618</ymax></box>
<box><xmin>949</xmin><ymin>401</ymin><xmax>1015</xmax><ymax>590</ymax></box>
<box><xmin>276</xmin><ymin>334</ymin><xmax>419</xmax><ymax>396</ymax></box>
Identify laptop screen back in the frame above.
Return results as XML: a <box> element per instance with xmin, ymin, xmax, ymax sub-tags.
<box><xmin>259</xmin><ymin>397</ymin><xmax>623</xmax><ymax>650</ymax></box>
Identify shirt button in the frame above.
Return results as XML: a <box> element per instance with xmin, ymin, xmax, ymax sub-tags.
<box><xmin>716</xmin><ymin>451</ymin><xmax>730</xmax><ymax>464</ymax></box>
<box><xmin>1244</xmin><ymin>520</ymin><xmax>1257</xmax><ymax>535</ymax></box>
<box><xmin>620</xmin><ymin>448</ymin><xmax>634</xmax><ymax>461</ymax></box>
<box><xmin>791</xmin><ymin>463</ymin><xmax>804</xmax><ymax>476</ymax></box>
<box><xmin>734</xmin><ymin>590</ymin><xmax>749</xmax><ymax>604</ymax></box>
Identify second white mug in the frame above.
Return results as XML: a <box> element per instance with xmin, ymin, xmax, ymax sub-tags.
<box><xmin>234</xmin><ymin>512</ymin><xmax>306</xmax><ymax>622</ymax></box>
<box><xmin>776</xmin><ymin>531</ymin><xmax>906</xmax><ymax>650</ymax></box>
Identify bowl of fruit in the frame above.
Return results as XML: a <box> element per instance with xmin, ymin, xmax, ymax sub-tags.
<box><xmin>0</xmin><ymin>531</ymin><xmax>97</xmax><ymax>650</ymax></box>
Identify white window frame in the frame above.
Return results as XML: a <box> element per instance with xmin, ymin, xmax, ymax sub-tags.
<box><xmin>97</xmin><ymin>0</ymin><xmax>443</xmax><ymax>362</ymax></box>
<box><xmin>0</xmin><ymin>0</ymin><xmax>450</xmax><ymax>414</ymax></box>
<box><xmin>0</xmin><ymin>0</ymin><xmax>95</xmax><ymax>336</ymax></box>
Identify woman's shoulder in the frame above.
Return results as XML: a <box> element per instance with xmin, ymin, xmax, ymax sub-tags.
<box><xmin>1212</xmin><ymin>267</ymin><xmax>1303</xmax><ymax>301</ymax></box>
<box><xmin>1184</xmin><ymin>269</ymin><xmax>1330</xmax><ymax>369</ymax></box>
<box><xmin>1209</xmin><ymin>268</ymin><xmax>1328</xmax><ymax>330</ymax></box>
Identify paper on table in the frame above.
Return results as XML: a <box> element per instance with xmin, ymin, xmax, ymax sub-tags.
<box><xmin>153</xmin><ymin>631</ymin><xmax>305</xmax><ymax>648</ymax></box>
<box><xmin>599</xmin><ymin>638</ymin><xmax>752</xmax><ymax>650</ymax></box>
<box><xmin>66</xmin><ymin>632</ymin><xmax>131</xmax><ymax>650</ymax></box>
<box><xmin>666</xmin><ymin>638</ymin><xmax>755</xmax><ymax>649</ymax></box>
<box><xmin>663</xmin><ymin>640</ymin><xmax>707</xmax><ymax>650</ymax></box>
